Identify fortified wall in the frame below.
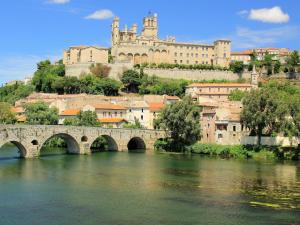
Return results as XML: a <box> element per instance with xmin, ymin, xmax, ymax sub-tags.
<box><xmin>142</xmin><ymin>68</ymin><xmax>251</xmax><ymax>81</ymax></box>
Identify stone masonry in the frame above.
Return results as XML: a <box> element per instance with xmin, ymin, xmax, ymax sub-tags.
<box><xmin>0</xmin><ymin>125</ymin><xmax>166</xmax><ymax>159</ymax></box>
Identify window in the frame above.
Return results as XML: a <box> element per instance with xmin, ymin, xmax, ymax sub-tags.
<box><xmin>180</xmin><ymin>53</ymin><xmax>183</xmax><ymax>57</ymax></box>
<box><xmin>195</xmin><ymin>61</ymin><xmax>198</xmax><ymax>64</ymax></box>
<box><xmin>174</xmin><ymin>60</ymin><xmax>177</xmax><ymax>63</ymax></box>
<box><xmin>174</xmin><ymin>52</ymin><xmax>177</xmax><ymax>57</ymax></box>
<box><xmin>120</xmin><ymin>112</ymin><xmax>123</xmax><ymax>117</ymax></box>
<box><xmin>202</xmin><ymin>54</ymin><xmax>205</xmax><ymax>58</ymax></box>
<box><xmin>129</xmin><ymin>109</ymin><xmax>132</xmax><ymax>113</ymax></box>
<box><xmin>218</xmin><ymin>134</ymin><xmax>223</xmax><ymax>139</ymax></box>
<box><xmin>233</xmin><ymin>126</ymin><xmax>236</xmax><ymax>132</ymax></box>
<box><xmin>187</xmin><ymin>53</ymin><xmax>189</xmax><ymax>57</ymax></box>
<box><xmin>115</xmin><ymin>112</ymin><xmax>117</xmax><ymax>117</ymax></box>
<box><xmin>224</xmin><ymin>53</ymin><xmax>226</xmax><ymax>58</ymax></box>
<box><xmin>180</xmin><ymin>60</ymin><xmax>183</xmax><ymax>64</ymax></box>
<box><xmin>196</xmin><ymin>53</ymin><xmax>198</xmax><ymax>57</ymax></box>
<box><xmin>142</xmin><ymin>108</ymin><xmax>144</xmax><ymax>113</ymax></box>
<box><xmin>141</xmin><ymin>115</ymin><xmax>144</xmax><ymax>120</ymax></box>
<box><xmin>187</xmin><ymin>60</ymin><xmax>189</xmax><ymax>64</ymax></box>
<box><xmin>191</xmin><ymin>53</ymin><xmax>194</xmax><ymax>57</ymax></box>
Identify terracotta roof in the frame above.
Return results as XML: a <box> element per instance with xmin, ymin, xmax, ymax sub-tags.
<box><xmin>11</xmin><ymin>107</ymin><xmax>24</xmax><ymax>114</ymax></box>
<box><xmin>16</xmin><ymin>115</ymin><xmax>26</xmax><ymax>122</ymax></box>
<box><xmin>99</xmin><ymin>118</ymin><xmax>127</xmax><ymax>123</ymax></box>
<box><xmin>149</xmin><ymin>102</ymin><xmax>165</xmax><ymax>112</ymax></box>
<box><xmin>93</xmin><ymin>104</ymin><xmax>127</xmax><ymax>110</ymax></box>
<box><xmin>165</xmin><ymin>95</ymin><xmax>180</xmax><ymax>100</ymax></box>
<box><xmin>188</xmin><ymin>83</ymin><xmax>252</xmax><ymax>88</ymax></box>
<box><xmin>231</xmin><ymin>52</ymin><xmax>251</xmax><ymax>56</ymax></box>
<box><xmin>60</xmin><ymin>109</ymin><xmax>80</xmax><ymax>116</ymax></box>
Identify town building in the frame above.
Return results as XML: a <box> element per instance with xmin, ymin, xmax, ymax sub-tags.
<box><xmin>111</xmin><ymin>14</ymin><xmax>231</xmax><ymax>67</ymax></box>
<box><xmin>231</xmin><ymin>48</ymin><xmax>290</xmax><ymax>65</ymax></box>
<box><xmin>200</xmin><ymin>101</ymin><xmax>248</xmax><ymax>145</ymax></box>
<box><xmin>186</xmin><ymin>83</ymin><xmax>253</xmax><ymax>101</ymax></box>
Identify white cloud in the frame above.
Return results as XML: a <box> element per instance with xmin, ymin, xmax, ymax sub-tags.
<box><xmin>47</xmin><ymin>0</ymin><xmax>70</xmax><ymax>4</ymax></box>
<box><xmin>0</xmin><ymin>54</ymin><xmax>61</xmax><ymax>85</ymax></box>
<box><xmin>240</xmin><ymin>6</ymin><xmax>289</xmax><ymax>23</ymax></box>
<box><xmin>233</xmin><ymin>26</ymin><xmax>300</xmax><ymax>49</ymax></box>
<box><xmin>186</xmin><ymin>25</ymin><xmax>300</xmax><ymax>51</ymax></box>
<box><xmin>85</xmin><ymin>9</ymin><xmax>114</xmax><ymax>20</ymax></box>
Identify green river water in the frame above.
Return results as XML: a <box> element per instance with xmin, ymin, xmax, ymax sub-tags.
<box><xmin>0</xmin><ymin>144</ymin><xmax>300</xmax><ymax>225</ymax></box>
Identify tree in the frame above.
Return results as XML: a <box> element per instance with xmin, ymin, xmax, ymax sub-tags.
<box><xmin>241</xmin><ymin>89</ymin><xmax>280</xmax><ymax>145</ymax></box>
<box><xmin>286</xmin><ymin>51</ymin><xmax>300</xmax><ymax>73</ymax></box>
<box><xmin>24</xmin><ymin>102</ymin><xmax>59</xmax><ymax>125</ymax></box>
<box><xmin>155</xmin><ymin>96</ymin><xmax>200</xmax><ymax>151</ymax></box>
<box><xmin>63</xmin><ymin>117</ymin><xmax>80</xmax><ymax>126</ymax></box>
<box><xmin>230</xmin><ymin>61</ymin><xmax>244</xmax><ymax>74</ymax></box>
<box><xmin>121</xmin><ymin>70</ymin><xmax>143</xmax><ymax>93</ymax></box>
<box><xmin>274</xmin><ymin>60</ymin><xmax>281</xmax><ymax>74</ymax></box>
<box><xmin>263</xmin><ymin>53</ymin><xmax>274</xmax><ymax>75</ymax></box>
<box><xmin>228</xmin><ymin>89</ymin><xmax>247</xmax><ymax>101</ymax></box>
<box><xmin>90</xmin><ymin>63</ymin><xmax>111</xmax><ymax>78</ymax></box>
<box><xmin>123</xmin><ymin>118</ymin><xmax>143</xmax><ymax>129</ymax></box>
<box><xmin>77</xmin><ymin>110</ymin><xmax>100</xmax><ymax>126</ymax></box>
<box><xmin>0</xmin><ymin>102</ymin><xmax>16</xmax><ymax>124</ymax></box>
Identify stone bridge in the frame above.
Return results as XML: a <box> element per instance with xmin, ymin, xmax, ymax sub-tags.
<box><xmin>0</xmin><ymin>125</ymin><xmax>166</xmax><ymax>158</ymax></box>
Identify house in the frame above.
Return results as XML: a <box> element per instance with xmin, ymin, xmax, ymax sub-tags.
<box><xmin>58</xmin><ymin>109</ymin><xmax>80</xmax><ymax>124</ymax></box>
<box><xmin>186</xmin><ymin>83</ymin><xmax>252</xmax><ymax>101</ymax></box>
<box><xmin>99</xmin><ymin>118</ymin><xmax>127</xmax><ymax>128</ymax></box>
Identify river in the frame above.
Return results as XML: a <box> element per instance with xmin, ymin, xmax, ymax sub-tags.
<box><xmin>0</xmin><ymin>144</ymin><xmax>299</xmax><ymax>225</ymax></box>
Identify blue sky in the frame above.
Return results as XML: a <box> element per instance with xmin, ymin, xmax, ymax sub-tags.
<box><xmin>0</xmin><ymin>0</ymin><xmax>300</xmax><ymax>85</ymax></box>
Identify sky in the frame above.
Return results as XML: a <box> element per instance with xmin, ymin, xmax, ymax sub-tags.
<box><xmin>0</xmin><ymin>0</ymin><xmax>300</xmax><ymax>85</ymax></box>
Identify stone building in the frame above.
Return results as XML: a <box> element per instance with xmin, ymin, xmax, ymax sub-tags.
<box><xmin>111</xmin><ymin>14</ymin><xmax>231</xmax><ymax>67</ymax></box>
<box><xmin>63</xmin><ymin>46</ymin><xmax>109</xmax><ymax>77</ymax></box>
<box><xmin>186</xmin><ymin>83</ymin><xmax>253</xmax><ymax>101</ymax></box>
<box><xmin>200</xmin><ymin>101</ymin><xmax>248</xmax><ymax>145</ymax></box>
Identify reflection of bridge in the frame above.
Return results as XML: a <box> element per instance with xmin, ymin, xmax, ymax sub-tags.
<box><xmin>0</xmin><ymin>125</ymin><xmax>166</xmax><ymax>158</ymax></box>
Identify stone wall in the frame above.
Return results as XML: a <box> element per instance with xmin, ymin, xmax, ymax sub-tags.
<box><xmin>65</xmin><ymin>63</ymin><xmax>93</xmax><ymax>78</ymax></box>
<box><xmin>241</xmin><ymin>136</ymin><xmax>300</xmax><ymax>147</ymax></box>
<box><xmin>143</xmin><ymin>68</ymin><xmax>251</xmax><ymax>81</ymax></box>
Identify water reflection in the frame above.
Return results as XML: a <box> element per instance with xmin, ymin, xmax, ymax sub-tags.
<box><xmin>0</xmin><ymin>145</ymin><xmax>299</xmax><ymax>225</ymax></box>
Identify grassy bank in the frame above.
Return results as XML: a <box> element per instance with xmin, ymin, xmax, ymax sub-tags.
<box><xmin>155</xmin><ymin>141</ymin><xmax>300</xmax><ymax>161</ymax></box>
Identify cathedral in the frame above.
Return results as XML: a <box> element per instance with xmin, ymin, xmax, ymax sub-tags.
<box><xmin>111</xmin><ymin>14</ymin><xmax>231</xmax><ymax>67</ymax></box>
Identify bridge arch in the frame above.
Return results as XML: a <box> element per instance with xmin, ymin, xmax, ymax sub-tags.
<box><xmin>127</xmin><ymin>137</ymin><xmax>146</xmax><ymax>151</ymax></box>
<box><xmin>0</xmin><ymin>140</ymin><xmax>27</xmax><ymax>158</ymax></box>
<box><xmin>90</xmin><ymin>135</ymin><xmax>118</xmax><ymax>152</ymax></box>
<box><xmin>39</xmin><ymin>133</ymin><xmax>80</xmax><ymax>155</ymax></box>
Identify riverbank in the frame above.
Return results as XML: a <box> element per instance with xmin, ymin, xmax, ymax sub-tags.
<box><xmin>155</xmin><ymin>142</ymin><xmax>300</xmax><ymax>161</ymax></box>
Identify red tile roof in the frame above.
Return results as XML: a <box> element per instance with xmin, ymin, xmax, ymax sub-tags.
<box><xmin>99</xmin><ymin>118</ymin><xmax>127</xmax><ymax>123</ymax></box>
<box><xmin>93</xmin><ymin>104</ymin><xmax>127</xmax><ymax>110</ymax></box>
<box><xmin>60</xmin><ymin>109</ymin><xmax>80</xmax><ymax>116</ymax></box>
<box><xmin>149</xmin><ymin>102</ymin><xmax>165</xmax><ymax>112</ymax></box>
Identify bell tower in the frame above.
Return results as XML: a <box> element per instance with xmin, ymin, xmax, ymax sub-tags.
<box><xmin>141</xmin><ymin>13</ymin><xmax>158</xmax><ymax>39</ymax></box>
<box><xmin>112</xmin><ymin>17</ymin><xmax>120</xmax><ymax>46</ymax></box>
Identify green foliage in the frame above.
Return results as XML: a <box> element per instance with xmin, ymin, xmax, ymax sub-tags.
<box><xmin>63</xmin><ymin>117</ymin><xmax>80</xmax><ymax>126</ymax></box>
<box><xmin>228</xmin><ymin>89</ymin><xmax>247</xmax><ymax>101</ymax></box>
<box><xmin>122</xmin><ymin>118</ymin><xmax>143</xmax><ymax>129</ymax></box>
<box><xmin>0</xmin><ymin>102</ymin><xmax>16</xmax><ymax>124</ymax></box>
<box><xmin>241</xmin><ymin>81</ymin><xmax>300</xmax><ymax>145</ymax></box>
<box><xmin>32</xmin><ymin>60</ymin><xmax>120</xmax><ymax>96</ymax></box>
<box><xmin>121</xmin><ymin>70</ymin><xmax>143</xmax><ymax>93</ymax></box>
<box><xmin>0</xmin><ymin>83</ymin><xmax>34</xmax><ymax>104</ymax></box>
<box><xmin>138</xmin><ymin>62</ymin><xmax>228</xmax><ymax>71</ymax></box>
<box><xmin>230</xmin><ymin>61</ymin><xmax>244</xmax><ymax>74</ymax></box>
<box><xmin>274</xmin><ymin>60</ymin><xmax>281</xmax><ymax>74</ymax></box>
<box><xmin>139</xmin><ymin>74</ymin><xmax>189</xmax><ymax>97</ymax></box>
<box><xmin>77</xmin><ymin>110</ymin><xmax>100</xmax><ymax>127</ymax></box>
<box><xmin>286</xmin><ymin>51</ymin><xmax>300</xmax><ymax>73</ymax></box>
<box><xmin>155</xmin><ymin>96</ymin><xmax>200</xmax><ymax>151</ymax></box>
<box><xmin>90</xmin><ymin>63</ymin><xmax>111</xmax><ymax>78</ymax></box>
<box><xmin>188</xmin><ymin>143</ymin><xmax>251</xmax><ymax>159</ymax></box>
<box><xmin>91</xmin><ymin>136</ymin><xmax>109</xmax><ymax>151</ymax></box>
<box><xmin>24</xmin><ymin>102</ymin><xmax>58</xmax><ymax>125</ymax></box>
